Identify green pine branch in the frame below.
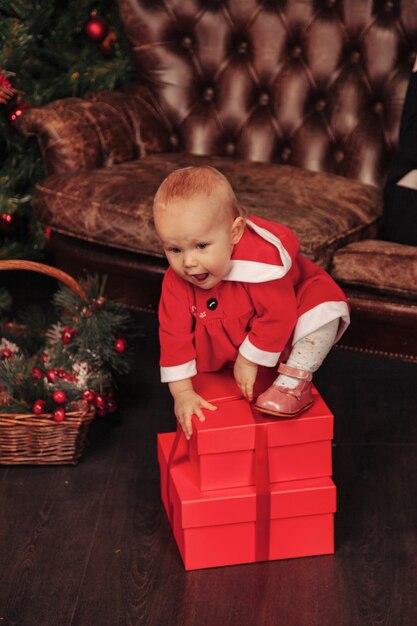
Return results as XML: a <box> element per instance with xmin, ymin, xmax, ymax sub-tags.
<box><xmin>0</xmin><ymin>272</ymin><xmax>132</xmax><ymax>414</ymax></box>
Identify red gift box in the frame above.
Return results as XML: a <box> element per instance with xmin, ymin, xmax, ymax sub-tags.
<box><xmin>188</xmin><ymin>369</ymin><xmax>334</xmax><ymax>490</ymax></box>
<box><xmin>158</xmin><ymin>432</ymin><xmax>336</xmax><ymax>570</ymax></box>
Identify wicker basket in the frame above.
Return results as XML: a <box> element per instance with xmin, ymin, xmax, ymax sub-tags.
<box><xmin>0</xmin><ymin>260</ymin><xmax>96</xmax><ymax>465</ymax></box>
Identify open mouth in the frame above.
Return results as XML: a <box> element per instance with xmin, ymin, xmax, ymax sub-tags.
<box><xmin>191</xmin><ymin>273</ymin><xmax>209</xmax><ymax>282</ymax></box>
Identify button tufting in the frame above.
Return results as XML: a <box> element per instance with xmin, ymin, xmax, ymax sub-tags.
<box><xmin>237</xmin><ymin>41</ymin><xmax>248</xmax><ymax>54</ymax></box>
<box><xmin>291</xmin><ymin>46</ymin><xmax>302</xmax><ymax>59</ymax></box>
<box><xmin>326</xmin><ymin>0</ymin><xmax>336</xmax><ymax>6</ymax></box>
<box><xmin>350</xmin><ymin>50</ymin><xmax>361</xmax><ymax>63</ymax></box>
<box><xmin>384</xmin><ymin>0</ymin><xmax>394</xmax><ymax>11</ymax></box>
<box><xmin>225</xmin><ymin>142</ymin><xmax>235</xmax><ymax>156</ymax></box>
<box><xmin>203</xmin><ymin>87</ymin><xmax>214</xmax><ymax>102</ymax></box>
<box><xmin>334</xmin><ymin>150</ymin><xmax>345</xmax><ymax>163</ymax></box>
<box><xmin>373</xmin><ymin>102</ymin><xmax>383</xmax><ymax>114</ymax></box>
<box><xmin>258</xmin><ymin>93</ymin><xmax>269</xmax><ymax>106</ymax></box>
<box><xmin>170</xmin><ymin>134</ymin><xmax>179</xmax><ymax>148</ymax></box>
<box><xmin>315</xmin><ymin>99</ymin><xmax>326</xmax><ymax>112</ymax></box>
<box><xmin>281</xmin><ymin>147</ymin><xmax>291</xmax><ymax>162</ymax></box>
<box><xmin>182</xmin><ymin>36</ymin><xmax>192</xmax><ymax>49</ymax></box>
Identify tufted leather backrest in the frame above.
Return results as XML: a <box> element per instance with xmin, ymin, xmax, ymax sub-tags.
<box><xmin>118</xmin><ymin>0</ymin><xmax>417</xmax><ymax>188</ymax></box>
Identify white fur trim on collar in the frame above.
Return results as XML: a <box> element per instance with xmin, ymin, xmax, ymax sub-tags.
<box><xmin>223</xmin><ymin>218</ymin><xmax>293</xmax><ymax>283</ymax></box>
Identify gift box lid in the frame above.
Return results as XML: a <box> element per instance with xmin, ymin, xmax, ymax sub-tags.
<box><xmin>192</xmin><ymin>366</ymin><xmax>276</xmax><ymax>403</ymax></box>
<box><xmin>158</xmin><ymin>432</ymin><xmax>336</xmax><ymax>529</ymax></box>
<box><xmin>191</xmin><ymin>370</ymin><xmax>333</xmax><ymax>455</ymax></box>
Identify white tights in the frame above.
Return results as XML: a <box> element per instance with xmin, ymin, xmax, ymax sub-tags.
<box><xmin>275</xmin><ymin>319</ymin><xmax>339</xmax><ymax>389</ymax></box>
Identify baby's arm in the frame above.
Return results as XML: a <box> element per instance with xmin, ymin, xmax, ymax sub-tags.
<box><xmin>169</xmin><ymin>379</ymin><xmax>217</xmax><ymax>440</ymax></box>
<box><xmin>234</xmin><ymin>353</ymin><xmax>258</xmax><ymax>401</ymax></box>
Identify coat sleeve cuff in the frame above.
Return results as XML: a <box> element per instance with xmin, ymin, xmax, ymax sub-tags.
<box><xmin>160</xmin><ymin>359</ymin><xmax>197</xmax><ymax>383</ymax></box>
<box><xmin>239</xmin><ymin>336</ymin><xmax>281</xmax><ymax>367</ymax></box>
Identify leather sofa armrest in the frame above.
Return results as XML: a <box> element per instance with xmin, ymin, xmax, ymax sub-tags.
<box><xmin>16</xmin><ymin>84</ymin><xmax>171</xmax><ymax>176</ymax></box>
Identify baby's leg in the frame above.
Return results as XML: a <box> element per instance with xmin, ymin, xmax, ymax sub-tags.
<box><xmin>255</xmin><ymin>319</ymin><xmax>340</xmax><ymax>416</ymax></box>
<box><xmin>276</xmin><ymin>319</ymin><xmax>339</xmax><ymax>388</ymax></box>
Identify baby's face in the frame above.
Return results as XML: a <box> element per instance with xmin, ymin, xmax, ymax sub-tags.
<box><xmin>154</xmin><ymin>190</ymin><xmax>244</xmax><ymax>290</ymax></box>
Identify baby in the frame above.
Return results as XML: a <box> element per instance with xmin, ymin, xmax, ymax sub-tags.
<box><xmin>153</xmin><ymin>166</ymin><xmax>350</xmax><ymax>439</ymax></box>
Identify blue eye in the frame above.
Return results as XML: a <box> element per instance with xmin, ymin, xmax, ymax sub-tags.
<box><xmin>196</xmin><ymin>243</ymin><xmax>208</xmax><ymax>250</ymax></box>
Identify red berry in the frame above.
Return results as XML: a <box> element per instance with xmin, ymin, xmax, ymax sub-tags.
<box><xmin>39</xmin><ymin>353</ymin><xmax>48</xmax><ymax>364</ymax></box>
<box><xmin>52</xmin><ymin>390</ymin><xmax>67</xmax><ymax>404</ymax></box>
<box><xmin>107</xmin><ymin>399</ymin><xmax>117</xmax><ymax>413</ymax></box>
<box><xmin>114</xmin><ymin>337</ymin><xmax>127</xmax><ymax>353</ymax></box>
<box><xmin>62</xmin><ymin>327</ymin><xmax>75</xmax><ymax>345</ymax></box>
<box><xmin>82</xmin><ymin>389</ymin><xmax>95</xmax><ymax>403</ymax></box>
<box><xmin>94</xmin><ymin>394</ymin><xmax>106</xmax><ymax>409</ymax></box>
<box><xmin>32</xmin><ymin>399</ymin><xmax>46</xmax><ymax>414</ymax></box>
<box><xmin>32</xmin><ymin>367</ymin><xmax>43</xmax><ymax>379</ymax></box>
<box><xmin>53</xmin><ymin>407</ymin><xmax>65</xmax><ymax>422</ymax></box>
<box><xmin>1</xmin><ymin>348</ymin><xmax>13</xmax><ymax>359</ymax></box>
<box><xmin>46</xmin><ymin>369</ymin><xmax>58</xmax><ymax>382</ymax></box>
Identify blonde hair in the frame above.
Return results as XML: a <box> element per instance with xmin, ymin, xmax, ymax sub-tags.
<box><xmin>153</xmin><ymin>166</ymin><xmax>246</xmax><ymax>219</ymax></box>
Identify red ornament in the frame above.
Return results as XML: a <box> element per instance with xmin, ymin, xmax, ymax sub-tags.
<box><xmin>62</xmin><ymin>327</ymin><xmax>76</xmax><ymax>345</ymax></box>
<box><xmin>84</xmin><ymin>14</ymin><xmax>109</xmax><ymax>43</ymax></box>
<box><xmin>114</xmin><ymin>337</ymin><xmax>127</xmax><ymax>353</ymax></box>
<box><xmin>0</xmin><ymin>211</ymin><xmax>26</xmax><ymax>238</ymax></box>
<box><xmin>39</xmin><ymin>353</ymin><xmax>48</xmax><ymax>364</ymax></box>
<box><xmin>7</xmin><ymin>100</ymin><xmax>30</xmax><ymax>127</ymax></box>
<box><xmin>32</xmin><ymin>367</ymin><xmax>43</xmax><ymax>379</ymax></box>
<box><xmin>32</xmin><ymin>399</ymin><xmax>46</xmax><ymax>414</ymax></box>
<box><xmin>52</xmin><ymin>390</ymin><xmax>67</xmax><ymax>404</ymax></box>
<box><xmin>94</xmin><ymin>394</ymin><xmax>106</xmax><ymax>409</ymax></box>
<box><xmin>1</xmin><ymin>213</ymin><xmax>12</xmax><ymax>234</ymax></box>
<box><xmin>82</xmin><ymin>389</ymin><xmax>95</xmax><ymax>403</ymax></box>
<box><xmin>53</xmin><ymin>407</ymin><xmax>66</xmax><ymax>422</ymax></box>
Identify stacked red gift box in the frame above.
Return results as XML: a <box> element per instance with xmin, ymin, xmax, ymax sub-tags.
<box><xmin>157</xmin><ymin>367</ymin><xmax>336</xmax><ymax>570</ymax></box>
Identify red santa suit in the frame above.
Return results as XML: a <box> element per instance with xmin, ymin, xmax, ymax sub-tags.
<box><xmin>159</xmin><ymin>214</ymin><xmax>350</xmax><ymax>382</ymax></box>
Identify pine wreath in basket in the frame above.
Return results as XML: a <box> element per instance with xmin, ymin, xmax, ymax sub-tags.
<box><xmin>0</xmin><ymin>262</ymin><xmax>131</xmax><ymax>464</ymax></box>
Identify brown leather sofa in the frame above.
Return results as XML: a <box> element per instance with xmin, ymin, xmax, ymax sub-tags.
<box><xmin>17</xmin><ymin>0</ymin><xmax>417</xmax><ymax>361</ymax></box>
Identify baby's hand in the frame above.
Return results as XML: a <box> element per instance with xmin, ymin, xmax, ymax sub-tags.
<box><xmin>234</xmin><ymin>353</ymin><xmax>258</xmax><ymax>402</ymax></box>
<box><xmin>174</xmin><ymin>389</ymin><xmax>217</xmax><ymax>440</ymax></box>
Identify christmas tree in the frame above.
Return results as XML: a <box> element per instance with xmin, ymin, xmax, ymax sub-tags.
<box><xmin>0</xmin><ymin>0</ymin><xmax>136</xmax><ymax>261</ymax></box>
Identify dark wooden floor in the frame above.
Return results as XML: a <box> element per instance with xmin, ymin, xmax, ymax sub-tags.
<box><xmin>1</xmin><ymin>309</ymin><xmax>417</xmax><ymax>626</ymax></box>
